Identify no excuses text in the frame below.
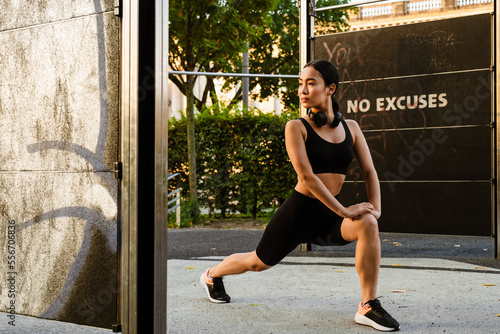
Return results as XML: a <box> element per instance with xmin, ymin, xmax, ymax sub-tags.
<box><xmin>347</xmin><ymin>93</ymin><xmax>448</xmax><ymax>113</ymax></box>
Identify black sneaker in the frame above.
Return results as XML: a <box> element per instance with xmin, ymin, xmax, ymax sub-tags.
<box><xmin>355</xmin><ymin>298</ymin><xmax>399</xmax><ymax>331</ymax></box>
<box><xmin>200</xmin><ymin>268</ymin><xmax>231</xmax><ymax>303</ymax></box>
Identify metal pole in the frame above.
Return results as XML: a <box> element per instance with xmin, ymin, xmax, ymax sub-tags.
<box><xmin>242</xmin><ymin>48</ymin><xmax>249</xmax><ymax>111</ymax></box>
<box><xmin>120</xmin><ymin>0</ymin><xmax>139</xmax><ymax>332</ymax></box>
<box><xmin>494</xmin><ymin>0</ymin><xmax>499</xmax><ymax>259</ymax></box>
<box><xmin>176</xmin><ymin>196</ymin><xmax>181</xmax><ymax>227</ymax></box>
<box><xmin>299</xmin><ymin>0</ymin><xmax>313</xmax><ymax>252</ymax></box>
<box><xmin>310</xmin><ymin>0</ymin><xmax>315</xmax><ymax>60</ymax></box>
<box><xmin>299</xmin><ymin>0</ymin><xmax>310</xmax><ymax>118</ymax></box>
<box><xmin>168</xmin><ymin>70</ymin><xmax>298</xmax><ymax>79</ymax></box>
<box><xmin>176</xmin><ymin>174</ymin><xmax>181</xmax><ymax>228</ymax></box>
<box><xmin>154</xmin><ymin>0</ymin><xmax>169</xmax><ymax>331</ymax></box>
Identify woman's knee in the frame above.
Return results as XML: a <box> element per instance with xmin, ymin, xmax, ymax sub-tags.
<box><xmin>250</xmin><ymin>263</ymin><xmax>271</xmax><ymax>272</ymax></box>
<box><xmin>358</xmin><ymin>214</ymin><xmax>379</xmax><ymax>235</ymax></box>
<box><xmin>342</xmin><ymin>214</ymin><xmax>380</xmax><ymax>241</ymax></box>
<box><xmin>249</xmin><ymin>251</ymin><xmax>272</xmax><ymax>272</ymax></box>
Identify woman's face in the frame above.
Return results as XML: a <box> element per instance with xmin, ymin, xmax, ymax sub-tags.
<box><xmin>298</xmin><ymin>66</ymin><xmax>335</xmax><ymax>111</ymax></box>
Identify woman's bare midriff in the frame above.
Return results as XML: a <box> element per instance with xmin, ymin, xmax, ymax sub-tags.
<box><xmin>294</xmin><ymin>173</ymin><xmax>346</xmax><ymax>198</ymax></box>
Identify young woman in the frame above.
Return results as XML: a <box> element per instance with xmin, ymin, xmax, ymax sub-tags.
<box><xmin>200</xmin><ymin>60</ymin><xmax>400</xmax><ymax>332</ymax></box>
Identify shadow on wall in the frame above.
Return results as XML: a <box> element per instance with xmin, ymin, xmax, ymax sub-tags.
<box><xmin>20</xmin><ymin>208</ymin><xmax>118</xmax><ymax>327</ymax></box>
<box><xmin>19</xmin><ymin>0</ymin><xmax>119</xmax><ymax>328</ymax></box>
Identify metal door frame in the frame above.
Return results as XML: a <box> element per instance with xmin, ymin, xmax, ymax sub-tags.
<box><xmin>153</xmin><ymin>0</ymin><xmax>169</xmax><ymax>332</ymax></box>
<box><xmin>120</xmin><ymin>0</ymin><xmax>139</xmax><ymax>332</ymax></box>
<box><xmin>119</xmin><ymin>0</ymin><xmax>169</xmax><ymax>332</ymax></box>
<box><xmin>495</xmin><ymin>0</ymin><xmax>499</xmax><ymax>259</ymax></box>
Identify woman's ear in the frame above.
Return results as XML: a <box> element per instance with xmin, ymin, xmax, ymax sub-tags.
<box><xmin>329</xmin><ymin>83</ymin><xmax>337</xmax><ymax>96</ymax></box>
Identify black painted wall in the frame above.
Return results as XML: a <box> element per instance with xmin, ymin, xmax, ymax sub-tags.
<box><xmin>315</xmin><ymin>14</ymin><xmax>493</xmax><ymax>235</ymax></box>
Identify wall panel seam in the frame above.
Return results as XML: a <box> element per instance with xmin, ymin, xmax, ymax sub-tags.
<box><xmin>0</xmin><ymin>10</ymin><xmax>115</xmax><ymax>34</ymax></box>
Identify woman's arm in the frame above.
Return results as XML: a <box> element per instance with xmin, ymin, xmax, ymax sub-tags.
<box><xmin>348</xmin><ymin>120</ymin><xmax>382</xmax><ymax>219</ymax></box>
<box><xmin>285</xmin><ymin>119</ymin><xmax>373</xmax><ymax>218</ymax></box>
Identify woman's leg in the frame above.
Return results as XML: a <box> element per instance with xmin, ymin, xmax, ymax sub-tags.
<box><xmin>201</xmin><ymin>191</ymin><xmax>303</xmax><ymax>302</ymax></box>
<box><xmin>208</xmin><ymin>192</ymin><xmax>303</xmax><ymax>279</ymax></box>
<box><xmin>340</xmin><ymin>214</ymin><xmax>380</xmax><ymax>304</ymax></box>
<box><xmin>200</xmin><ymin>251</ymin><xmax>272</xmax><ymax>303</ymax></box>
<box><xmin>209</xmin><ymin>250</ymin><xmax>272</xmax><ymax>278</ymax></box>
<box><xmin>342</xmin><ymin>214</ymin><xmax>400</xmax><ymax>331</ymax></box>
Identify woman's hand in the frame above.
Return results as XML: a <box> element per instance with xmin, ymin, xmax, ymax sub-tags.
<box><xmin>342</xmin><ymin>202</ymin><xmax>374</xmax><ymax>220</ymax></box>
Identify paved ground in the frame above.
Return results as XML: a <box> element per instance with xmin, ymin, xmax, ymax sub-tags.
<box><xmin>168</xmin><ymin>229</ymin><xmax>500</xmax><ymax>269</ymax></box>
<box><xmin>168</xmin><ymin>257</ymin><xmax>500</xmax><ymax>334</ymax></box>
<box><xmin>167</xmin><ymin>229</ymin><xmax>500</xmax><ymax>334</ymax></box>
<box><xmin>0</xmin><ymin>312</ymin><xmax>113</xmax><ymax>333</ymax></box>
<box><xmin>2</xmin><ymin>229</ymin><xmax>499</xmax><ymax>333</ymax></box>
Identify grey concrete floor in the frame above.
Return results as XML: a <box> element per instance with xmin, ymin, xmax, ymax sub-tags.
<box><xmin>168</xmin><ymin>257</ymin><xmax>500</xmax><ymax>334</ymax></box>
<box><xmin>3</xmin><ymin>231</ymin><xmax>499</xmax><ymax>333</ymax></box>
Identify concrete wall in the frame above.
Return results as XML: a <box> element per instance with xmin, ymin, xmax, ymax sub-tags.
<box><xmin>0</xmin><ymin>0</ymin><xmax>120</xmax><ymax>328</ymax></box>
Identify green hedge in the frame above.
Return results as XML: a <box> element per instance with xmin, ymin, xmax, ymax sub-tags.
<box><xmin>168</xmin><ymin>106</ymin><xmax>299</xmax><ymax>218</ymax></box>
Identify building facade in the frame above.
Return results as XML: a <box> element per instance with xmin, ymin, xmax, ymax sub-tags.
<box><xmin>348</xmin><ymin>0</ymin><xmax>492</xmax><ymax>30</ymax></box>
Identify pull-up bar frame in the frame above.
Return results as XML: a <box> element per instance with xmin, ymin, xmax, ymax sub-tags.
<box><xmin>315</xmin><ymin>0</ymin><xmax>391</xmax><ymax>12</ymax></box>
<box><xmin>168</xmin><ymin>70</ymin><xmax>298</xmax><ymax>79</ymax></box>
<box><xmin>305</xmin><ymin>0</ymin><xmax>499</xmax><ymax>258</ymax></box>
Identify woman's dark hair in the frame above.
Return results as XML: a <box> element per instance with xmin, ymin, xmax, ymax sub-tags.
<box><xmin>304</xmin><ymin>59</ymin><xmax>340</xmax><ymax>114</ymax></box>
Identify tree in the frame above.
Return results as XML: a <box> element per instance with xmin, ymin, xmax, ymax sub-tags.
<box><xmin>168</xmin><ymin>0</ymin><xmax>351</xmax><ymax>220</ymax></box>
<box><xmin>169</xmin><ymin>0</ymin><xmax>279</xmax><ymax>221</ymax></box>
<box><xmin>223</xmin><ymin>0</ymin><xmax>351</xmax><ymax>107</ymax></box>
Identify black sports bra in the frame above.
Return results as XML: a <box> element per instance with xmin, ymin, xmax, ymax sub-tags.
<box><xmin>299</xmin><ymin>118</ymin><xmax>354</xmax><ymax>175</ymax></box>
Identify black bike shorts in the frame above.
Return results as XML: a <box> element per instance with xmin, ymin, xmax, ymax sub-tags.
<box><xmin>255</xmin><ymin>190</ymin><xmax>351</xmax><ymax>266</ymax></box>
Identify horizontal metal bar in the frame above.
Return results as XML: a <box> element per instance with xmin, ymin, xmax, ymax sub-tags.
<box><xmin>352</xmin><ymin>0</ymin><xmax>406</xmax><ymax>8</ymax></box>
<box><xmin>339</xmin><ymin>68</ymin><xmax>491</xmax><ymax>85</ymax></box>
<box><xmin>168</xmin><ymin>172</ymin><xmax>180</xmax><ymax>181</ymax></box>
<box><xmin>344</xmin><ymin>180</ymin><xmax>493</xmax><ymax>183</ymax></box>
<box><xmin>170</xmin><ymin>68</ymin><xmax>490</xmax><ymax>82</ymax></box>
<box><xmin>360</xmin><ymin>124</ymin><xmax>491</xmax><ymax>133</ymax></box>
<box><xmin>167</xmin><ymin>203</ymin><xmax>181</xmax><ymax>213</ymax></box>
<box><xmin>169</xmin><ymin>70</ymin><xmax>298</xmax><ymax>79</ymax></box>
<box><xmin>168</xmin><ymin>188</ymin><xmax>180</xmax><ymax>197</ymax></box>
<box><xmin>167</xmin><ymin>195</ymin><xmax>180</xmax><ymax>206</ymax></box>
<box><xmin>315</xmin><ymin>0</ymin><xmax>389</xmax><ymax>12</ymax></box>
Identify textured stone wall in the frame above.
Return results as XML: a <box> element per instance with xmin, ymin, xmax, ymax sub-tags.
<box><xmin>0</xmin><ymin>0</ymin><xmax>120</xmax><ymax>328</ymax></box>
